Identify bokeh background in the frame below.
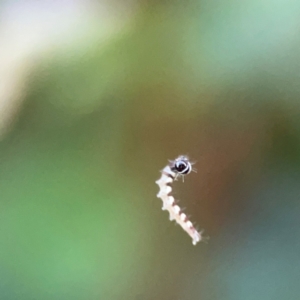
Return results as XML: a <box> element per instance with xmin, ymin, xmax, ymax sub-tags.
<box><xmin>0</xmin><ymin>1</ymin><xmax>300</xmax><ymax>299</ymax></box>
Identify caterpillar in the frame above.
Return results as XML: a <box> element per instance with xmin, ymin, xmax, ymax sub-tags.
<box><xmin>155</xmin><ymin>155</ymin><xmax>205</xmax><ymax>245</ymax></box>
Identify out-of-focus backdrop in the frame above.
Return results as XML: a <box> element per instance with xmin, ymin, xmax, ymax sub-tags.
<box><xmin>0</xmin><ymin>1</ymin><xmax>299</xmax><ymax>299</ymax></box>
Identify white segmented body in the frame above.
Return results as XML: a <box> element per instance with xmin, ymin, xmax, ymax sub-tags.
<box><xmin>155</xmin><ymin>156</ymin><xmax>205</xmax><ymax>246</ymax></box>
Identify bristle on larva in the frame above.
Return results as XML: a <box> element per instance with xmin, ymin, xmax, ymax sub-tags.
<box><xmin>155</xmin><ymin>156</ymin><xmax>205</xmax><ymax>245</ymax></box>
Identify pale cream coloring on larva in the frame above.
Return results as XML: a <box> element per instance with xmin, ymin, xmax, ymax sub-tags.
<box><xmin>155</xmin><ymin>156</ymin><xmax>206</xmax><ymax>245</ymax></box>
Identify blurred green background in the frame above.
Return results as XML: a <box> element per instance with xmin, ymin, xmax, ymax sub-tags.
<box><xmin>0</xmin><ymin>1</ymin><xmax>300</xmax><ymax>299</ymax></box>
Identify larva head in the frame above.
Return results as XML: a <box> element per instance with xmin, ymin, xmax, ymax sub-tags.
<box><xmin>172</xmin><ymin>156</ymin><xmax>192</xmax><ymax>175</ymax></box>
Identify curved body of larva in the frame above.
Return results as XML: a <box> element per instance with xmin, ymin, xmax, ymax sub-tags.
<box><xmin>155</xmin><ymin>156</ymin><xmax>204</xmax><ymax>245</ymax></box>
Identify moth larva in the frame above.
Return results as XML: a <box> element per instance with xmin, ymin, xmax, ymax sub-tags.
<box><xmin>156</xmin><ymin>155</ymin><xmax>205</xmax><ymax>245</ymax></box>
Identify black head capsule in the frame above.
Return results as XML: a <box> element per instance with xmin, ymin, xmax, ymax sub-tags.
<box><xmin>171</xmin><ymin>156</ymin><xmax>192</xmax><ymax>175</ymax></box>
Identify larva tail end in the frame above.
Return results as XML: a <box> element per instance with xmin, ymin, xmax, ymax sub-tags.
<box><xmin>192</xmin><ymin>230</ymin><xmax>209</xmax><ymax>245</ymax></box>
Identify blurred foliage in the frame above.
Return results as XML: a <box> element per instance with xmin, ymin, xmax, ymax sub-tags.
<box><xmin>0</xmin><ymin>1</ymin><xmax>300</xmax><ymax>299</ymax></box>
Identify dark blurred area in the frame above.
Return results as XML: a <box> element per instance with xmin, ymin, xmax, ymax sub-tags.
<box><xmin>0</xmin><ymin>1</ymin><xmax>299</xmax><ymax>299</ymax></box>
